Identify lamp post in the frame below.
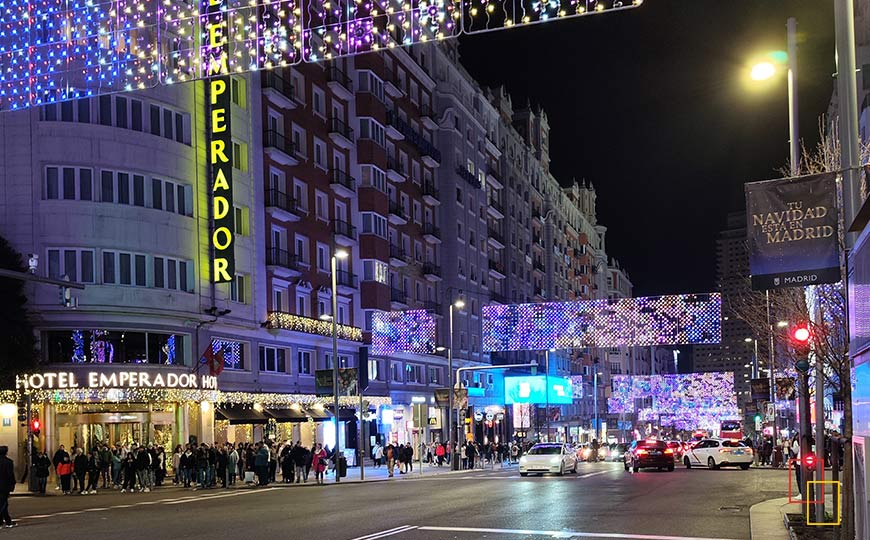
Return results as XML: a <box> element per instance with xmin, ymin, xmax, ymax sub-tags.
<box><xmin>545</xmin><ymin>349</ymin><xmax>555</xmax><ymax>442</ymax></box>
<box><xmin>330</xmin><ymin>248</ymin><xmax>348</xmax><ymax>483</ymax></box>
<box><xmin>448</xmin><ymin>298</ymin><xmax>464</xmax><ymax>469</ymax></box>
<box><xmin>744</xmin><ymin>337</ymin><xmax>759</xmax><ymax>379</ymax></box>
<box><xmin>593</xmin><ymin>358</ymin><xmax>600</xmax><ymax>442</ymax></box>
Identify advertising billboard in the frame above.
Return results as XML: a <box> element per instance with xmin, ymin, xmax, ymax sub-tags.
<box><xmin>504</xmin><ymin>376</ymin><xmax>573</xmax><ymax>405</ymax></box>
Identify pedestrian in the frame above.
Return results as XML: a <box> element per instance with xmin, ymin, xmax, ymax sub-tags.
<box><xmin>52</xmin><ymin>444</ymin><xmax>69</xmax><ymax>491</ymax></box>
<box><xmin>33</xmin><ymin>451</ymin><xmax>51</xmax><ymax>494</ymax></box>
<box><xmin>172</xmin><ymin>445</ymin><xmax>182</xmax><ymax>485</ymax></box>
<box><xmin>268</xmin><ymin>443</ymin><xmax>278</xmax><ymax>483</ymax></box>
<box><xmin>254</xmin><ymin>442</ymin><xmax>270</xmax><ymax>486</ymax></box>
<box><xmin>385</xmin><ymin>444</ymin><xmax>395</xmax><ymax>477</ymax></box>
<box><xmin>99</xmin><ymin>444</ymin><xmax>112</xmax><ymax>488</ymax></box>
<box><xmin>57</xmin><ymin>453</ymin><xmax>73</xmax><ymax>494</ymax></box>
<box><xmin>435</xmin><ymin>442</ymin><xmax>445</xmax><ymax>467</ymax></box>
<box><xmin>195</xmin><ymin>444</ymin><xmax>210</xmax><ymax>490</ymax></box>
<box><xmin>373</xmin><ymin>443</ymin><xmax>383</xmax><ymax>468</ymax></box>
<box><xmin>290</xmin><ymin>442</ymin><xmax>306</xmax><ymax>484</ymax></box>
<box><xmin>280</xmin><ymin>444</ymin><xmax>294</xmax><ymax>483</ymax></box>
<box><xmin>510</xmin><ymin>443</ymin><xmax>519</xmax><ymax>464</ymax></box>
<box><xmin>136</xmin><ymin>446</ymin><xmax>152</xmax><ymax>492</ymax></box>
<box><xmin>304</xmin><ymin>445</ymin><xmax>313</xmax><ymax>482</ymax></box>
<box><xmin>791</xmin><ymin>436</ymin><xmax>802</xmax><ymax>497</ymax></box>
<box><xmin>216</xmin><ymin>445</ymin><xmax>228</xmax><ymax>488</ymax></box>
<box><xmin>227</xmin><ymin>444</ymin><xmax>239</xmax><ymax>486</ymax></box>
<box><xmin>0</xmin><ymin>446</ymin><xmax>16</xmax><ymax>528</ymax></box>
<box><xmin>312</xmin><ymin>443</ymin><xmax>328</xmax><ymax>485</ymax></box>
<box><xmin>111</xmin><ymin>447</ymin><xmax>122</xmax><ymax>487</ymax></box>
<box><xmin>86</xmin><ymin>449</ymin><xmax>101</xmax><ymax>493</ymax></box>
<box><xmin>120</xmin><ymin>453</ymin><xmax>136</xmax><ymax>493</ymax></box>
<box><xmin>73</xmin><ymin>448</ymin><xmax>88</xmax><ymax>495</ymax></box>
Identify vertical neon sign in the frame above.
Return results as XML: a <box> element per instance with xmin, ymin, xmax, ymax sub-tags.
<box><xmin>203</xmin><ymin>0</ymin><xmax>234</xmax><ymax>283</ymax></box>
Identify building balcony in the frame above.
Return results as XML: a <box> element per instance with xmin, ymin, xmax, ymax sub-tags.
<box><xmin>486</xmin><ymin>166</ymin><xmax>504</xmax><ymax>189</ymax></box>
<box><xmin>386</xmin><ymin>155</ymin><xmax>407</xmax><ymax>183</ymax></box>
<box><xmin>487</xmin><ymin>197</ymin><xmax>505</xmax><ymax>219</ymax></box>
<box><xmin>262</xmin><ymin>71</ymin><xmax>301</xmax><ymax>110</ymax></box>
<box><xmin>419</xmin><ymin>140</ymin><xmax>441</xmax><ymax>167</ymax></box>
<box><xmin>388</xmin><ymin>200</ymin><xmax>408</xmax><ymax>225</ymax></box>
<box><xmin>327</xmin><ymin>66</ymin><xmax>353</xmax><ymax>101</ymax></box>
<box><xmin>329</xmin><ymin>168</ymin><xmax>357</xmax><ymax>198</ymax></box>
<box><xmin>266</xmin><ymin>312</ymin><xmax>363</xmax><ymax>342</ymax></box>
<box><xmin>332</xmin><ymin>219</ymin><xmax>357</xmax><ymax>246</ymax></box>
<box><xmin>385</xmin><ymin>109</ymin><xmax>406</xmax><ymax>141</ymax></box>
<box><xmin>389</xmin><ymin>244</ymin><xmax>410</xmax><ymax>267</ymax></box>
<box><xmin>266</xmin><ymin>247</ymin><xmax>301</xmax><ymax>279</ymax></box>
<box><xmin>384</xmin><ymin>72</ymin><xmax>404</xmax><ymax>99</ymax></box>
<box><xmin>487</xmin><ymin>228</ymin><xmax>505</xmax><ymax>249</ymax></box>
<box><xmin>533</xmin><ymin>260</ymin><xmax>545</xmax><ymax>273</ymax></box>
<box><xmin>334</xmin><ymin>270</ymin><xmax>358</xmax><ymax>295</ymax></box>
<box><xmin>264</xmin><ymin>189</ymin><xmax>303</xmax><ymax>222</ymax></box>
<box><xmin>390</xmin><ymin>287</ymin><xmax>408</xmax><ymax>309</ymax></box>
<box><xmin>456</xmin><ymin>166</ymin><xmax>480</xmax><ymax>188</ymax></box>
<box><xmin>488</xmin><ymin>259</ymin><xmax>506</xmax><ymax>278</ymax></box>
<box><xmin>419</xmin><ymin>104</ymin><xmax>438</xmax><ymax>131</ymax></box>
<box><xmin>423</xmin><ymin>223</ymin><xmax>441</xmax><ymax>244</ymax></box>
<box><xmin>423</xmin><ymin>300</ymin><xmax>442</xmax><ymax>314</ymax></box>
<box><xmin>422</xmin><ymin>262</ymin><xmax>442</xmax><ymax>282</ymax></box>
<box><xmin>422</xmin><ymin>182</ymin><xmax>440</xmax><ymax>206</ymax></box>
<box><xmin>328</xmin><ymin>117</ymin><xmax>355</xmax><ymax>149</ymax></box>
<box><xmin>263</xmin><ymin>130</ymin><xmax>300</xmax><ymax>166</ymax></box>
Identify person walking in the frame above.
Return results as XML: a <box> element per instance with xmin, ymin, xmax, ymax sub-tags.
<box><xmin>33</xmin><ymin>451</ymin><xmax>51</xmax><ymax>495</ymax></box>
<box><xmin>0</xmin><ymin>446</ymin><xmax>16</xmax><ymax>528</ymax></box>
<box><xmin>86</xmin><ymin>449</ymin><xmax>100</xmax><ymax>493</ymax></box>
<box><xmin>312</xmin><ymin>443</ymin><xmax>328</xmax><ymax>485</ymax></box>
<box><xmin>227</xmin><ymin>444</ymin><xmax>239</xmax><ymax>486</ymax></box>
<box><xmin>385</xmin><ymin>444</ymin><xmax>395</xmax><ymax>477</ymax></box>
<box><xmin>435</xmin><ymin>442</ymin><xmax>445</xmax><ymax>467</ymax></box>
<box><xmin>373</xmin><ymin>443</ymin><xmax>383</xmax><ymax>468</ymax></box>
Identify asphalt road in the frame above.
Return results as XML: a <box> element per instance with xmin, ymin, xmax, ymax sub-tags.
<box><xmin>4</xmin><ymin>462</ymin><xmax>788</xmax><ymax>540</ymax></box>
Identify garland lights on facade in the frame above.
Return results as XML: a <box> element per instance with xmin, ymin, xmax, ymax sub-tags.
<box><xmin>0</xmin><ymin>0</ymin><xmax>641</xmax><ymax>111</ymax></box>
<box><xmin>266</xmin><ymin>311</ymin><xmax>364</xmax><ymax>342</ymax></box>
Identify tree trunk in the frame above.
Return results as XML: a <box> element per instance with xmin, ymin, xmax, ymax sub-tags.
<box><xmin>839</xmin><ymin>370</ymin><xmax>854</xmax><ymax>540</ymax></box>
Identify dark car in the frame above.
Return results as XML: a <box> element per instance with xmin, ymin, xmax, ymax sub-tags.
<box><xmin>624</xmin><ymin>440</ymin><xmax>675</xmax><ymax>472</ymax></box>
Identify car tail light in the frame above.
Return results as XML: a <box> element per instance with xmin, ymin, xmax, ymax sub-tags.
<box><xmin>636</xmin><ymin>449</ymin><xmax>647</xmax><ymax>455</ymax></box>
<box><xmin>664</xmin><ymin>449</ymin><xmax>673</xmax><ymax>454</ymax></box>
<box><xmin>719</xmin><ymin>448</ymin><xmax>731</xmax><ymax>453</ymax></box>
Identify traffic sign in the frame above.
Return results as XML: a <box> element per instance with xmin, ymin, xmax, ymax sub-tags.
<box><xmin>765</xmin><ymin>402</ymin><xmax>775</xmax><ymax>421</ymax></box>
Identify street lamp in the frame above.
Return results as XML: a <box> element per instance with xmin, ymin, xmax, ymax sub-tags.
<box><xmin>744</xmin><ymin>337</ymin><xmax>759</xmax><ymax>379</ymax></box>
<box><xmin>330</xmin><ymin>248</ymin><xmax>348</xmax><ymax>483</ymax></box>
<box><xmin>448</xmin><ymin>298</ymin><xmax>464</xmax><ymax>469</ymax></box>
<box><xmin>592</xmin><ymin>358</ymin><xmax>601</xmax><ymax>442</ymax></box>
<box><xmin>545</xmin><ymin>348</ymin><xmax>555</xmax><ymax>442</ymax></box>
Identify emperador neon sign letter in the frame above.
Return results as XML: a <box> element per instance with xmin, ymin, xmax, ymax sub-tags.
<box><xmin>205</xmin><ymin>0</ymin><xmax>235</xmax><ymax>283</ymax></box>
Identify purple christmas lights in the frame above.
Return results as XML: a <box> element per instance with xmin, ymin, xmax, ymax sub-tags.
<box><xmin>371</xmin><ymin>309</ymin><xmax>437</xmax><ymax>355</ymax></box>
<box><xmin>482</xmin><ymin>293</ymin><xmax>721</xmax><ymax>352</ymax></box>
<box><xmin>0</xmin><ymin>0</ymin><xmax>639</xmax><ymax>110</ymax></box>
<box><xmin>607</xmin><ymin>372</ymin><xmax>739</xmax><ymax>431</ymax></box>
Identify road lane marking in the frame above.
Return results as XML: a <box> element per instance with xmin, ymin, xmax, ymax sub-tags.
<box><xmin>577</xmin><ymin>471</ymin><xmax>611</xmax><ymax>479</ymax></box>
<box><xmin>349</xmin><ymin>525</ymin><xmax>418</xmax><ymax>540</ymax></box>
<box><xmin>164</xmin><ymin>487</ymin><xmax>277</xmax><ymax>504</ymax></box>
<box><xmin>416</xmin><ymin>526</ymin><xmax>742</xmax><ymax>540</ymax></box>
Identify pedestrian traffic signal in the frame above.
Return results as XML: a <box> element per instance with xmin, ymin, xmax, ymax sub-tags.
<box><xmin>754</xmin><ymin>414</ymin><xmax>762</xmax><ymax>423</ymax></box>
<box><xmin>30</xmin><ymin>418</ymin><xmax>40</xmax><ymax>436</ymax></box>
<box><xmin>803</xmin><ymin>453</ymin><xmax>816</xmax><ymax>469</ymax></box>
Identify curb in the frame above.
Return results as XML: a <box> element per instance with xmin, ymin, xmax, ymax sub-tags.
<box><xmin>749</xmin><ymin>497</ymin><xmax>791</xmax><ymax>540</ymax></box>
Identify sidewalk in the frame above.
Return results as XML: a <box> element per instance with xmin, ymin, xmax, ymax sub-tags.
<box><xmin>14</xmin><ymin>462</ymin><xmax>517</xmax><ymax>495</ymax></box>
<box><xmin>750</xmin><ymin>497</ymin><xmax>791</xmax><ymax>540</ymax></box>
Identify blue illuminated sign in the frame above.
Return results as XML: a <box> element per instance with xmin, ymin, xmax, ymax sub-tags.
<box><xmin>504</xmin><ymin>376</ymin><xmax>573</xmax><ymax>406</ymax></box>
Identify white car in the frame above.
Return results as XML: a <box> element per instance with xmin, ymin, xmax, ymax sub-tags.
<box><xmin>519</xmin><ymin>443</ymin><xmax>578</xmax><ymax>476</ymax></box>
<box><xmin>683</xmin><ymin>438</ymin><xmax>754</xmax><ymax>470</ymax></box>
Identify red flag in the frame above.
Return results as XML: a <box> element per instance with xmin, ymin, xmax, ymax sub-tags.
<box><xmin>209</xmin><ymin>347</ymin><xmax>225</xmax><ymax>377</ymax></box>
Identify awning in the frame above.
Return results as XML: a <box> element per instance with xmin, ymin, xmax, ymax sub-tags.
<box><xmin>215</xmin><ymin>407</ymin><xmax>270</xmax><ymax>425</ymax></box>
<box><xmin>265</xmin><ymin>408</ymin><xmax>308</xmax><ymax>422</ymax></box>
<box><xmin>326</xmin><ymin>407</ymin><xmax>360</xmax><ymax>422</ymax></box>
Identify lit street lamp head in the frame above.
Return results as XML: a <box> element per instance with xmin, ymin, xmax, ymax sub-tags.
<box><xmin>453</xmin><ymin>299</ymin><xmax>465</xmax><ymax>309</ymax></box>
<box><xmin>335</xmin><ymin>249</ymin><xmax>349</xmax><ymax>259</ymax></box>
<box><xmin>750</xmin><ymin>61</ymin><xmax>777</xmax><ymax>81</ymax></box>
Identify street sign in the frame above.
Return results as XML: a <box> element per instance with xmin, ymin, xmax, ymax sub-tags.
<box><xmin>765</xmin><ymin>402</ymin><xmax>776</xmax><ymax>421</ymax></box>
<box><xmin>473</xmin><ymin>411</ymin><xmax>483</xmax><ymax>422</ymax></box>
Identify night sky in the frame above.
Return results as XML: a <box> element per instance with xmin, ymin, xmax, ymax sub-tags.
<box><xmin>458</xmin><ymin>0</ymin><xmax>837</xmax><ymax>296</ymax></box>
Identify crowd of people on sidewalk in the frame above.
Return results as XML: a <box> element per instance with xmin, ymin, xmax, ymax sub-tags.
<box><xmin>369</xmin><ymin>440</ymin><xmax>526</xmax><ymax>477</ymax></box>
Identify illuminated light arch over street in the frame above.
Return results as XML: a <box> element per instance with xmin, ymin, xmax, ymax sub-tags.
<box><xmin>0</xmin><ymin>0</ymin><xmax>642</xmax><ymax>111</ymax></box>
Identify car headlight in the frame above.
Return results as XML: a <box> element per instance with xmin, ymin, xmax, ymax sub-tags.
<box><xmin>519</xmin><ymin>456</ymin><xmax>527</xmax><ymax>464</ymax></box>
<box><xmin>550</xmin><ymin>457</ymin><xmax>561</xmax><ymax>465</ymax></box>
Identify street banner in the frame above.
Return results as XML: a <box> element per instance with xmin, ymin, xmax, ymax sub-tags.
<box><xmin>745</xmin><ymin>172</ymin><xmax>840</xmax><ymax>290</ymax></box>
<box><xmin>750</xmin><ymin>378</ymin><xmax>770</xmax><ymax>401</ymax></box>
<box><xmin>434</xmin><ymin>388</ymin><xmax>468</xmax><ymax>409</ymax></box>
<box><xmin>315</xmin><ymin>368</ymin><xmax>358</xmax><ymax>396</ymax></box>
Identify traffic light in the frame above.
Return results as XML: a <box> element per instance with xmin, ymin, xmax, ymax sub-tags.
<box><xmin>789</xmin><ymin>322</ymin><xmax>812</xmax><ymax>373</ymax></box>
<box><xmin>30</xmin><ymin>418</ymin><xmax>41</xmax><ymax>436</ymax></box>
<box><xmin>754</xmin><ymin>414</ymin><xmax>762</xmax><ymax>423</ymax></box>
<box><xmin>16</xmin><ymin>402</ymin><xmax>26</xmax><ymax>422</ymax></box>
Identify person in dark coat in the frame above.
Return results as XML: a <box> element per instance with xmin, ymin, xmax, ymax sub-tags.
<box><xmin>73</xmin><ymin>448</ymin><xmax>88</xmax><ymax>494</ymax></box>
<box><xmin>120</xmin><ymin>453</ymin><xmax>137</xmax><ymax>492</ymax></box>
<box><xmin>33</xmin><ymin>452</ymin><xmax>51</xmax><ymax>494</ymax></box>
<box><xmin>0</xmin><ymin>446</ymin><xmax>16</xmax><ymax>527</ymax></box>
<box><xmin>280</xmin><ymin>444</ymin><xmax>294</xmax><ymax>483</ymax></box>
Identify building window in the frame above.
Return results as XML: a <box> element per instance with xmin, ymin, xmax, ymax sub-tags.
<box><xmin>230</xmin><ymin>274</ymin><xmax>247</xmax><ymax>303</ymax></box>
<box><xmin>360</xmin><ymin>165</ymin><xmax>387</xmax><ymax>192</ymax></box>
<box><xmin>298</xmin><ymin>350</ymin><xmax>313</xmax><ymax>375</ymax></box>
<box><xmin>46</xmin><ymin>248</ymin><xmax>95</xmax><ymax>283</ymax></box>
<box><xmin>391</xmin><ymin>362</ymin><xmax>403</xmax><ymax>382</ymax></box>
<box><xmin>362</xmin><ymin>260</ymin><xmax>389</xmax><ymax>284</ymax></box>
<box><xmin>313</xmin><ymin>138</ymin><xmax>327</xmax><ymax>169</ymax></box>
<box><xmin>359</xmin><ymin>118</ymin><xmax>386</xmax><ymax>147</ymax></box>
<box><xmin>153</xmin><ymin>256</ymin><xmax>193</xmax><ymax>292</ymax></box>
<box><xmin>259</xmin><ymin>346</ymin><xmax>287</xmax><ymax>374</ymax></box>
<box><xmin>296</xmin><ymin>292</ymin><xmax>310</xmax><ymax>316</ymax></box>
<box><xmin>232</xmin><ymin>141</ymin><xmax>248</xmax><ymax>171</ymax></box>
<box><xmin>45</xmin><ymin>166</ymin><xmax>93</xmax><ymax>201</ymax></box>
<box><xmin>405</xmin><ymin>363</ymin><xmax>424</xmax><ymax>384</ymax></box>
<box><xmin>231</xmin><ymin>77</ymin><xmax>246</xmax><ymax>108</ymax></box>
<box><xmin>428</xmin><ymin>367</ymin><xmax>441</xmax><ymax>385</ymax></box>
<box><xmin>212</xmin><ymin>339</ymin><xmax>245</xmax><ymax>370</ymax></box>
<box><xmin>100</xmin><ymin>250</ymin><xmax>146</xmax><ymax>287</ymax></box>
<box><xmin>312</xmin><ymin>86</ymin><xmax>325</xmax><ymax>116</ymax></box>
<box><xmin>361</xmin><ymin>212</ymin><xmax>387</xmax><ymax>238</ymax></box>
<box><xmin>315</xmin><ymin>190</ymin><xmax>328</xmax><ymax>220</ymax></box>
<box><xmin>295</xmin><ymin>235</ymin><xmax>310</xmax><ymax>265</ymax></box>
<box><xmin>234</xmin><ymin>206</ymin><xmax>249</xmax><ymax>236</ymax></box>
<box><xmin>293</xmin><ymin>179</ymin><xmax>308</xmax><ymax>211</ymax></box>
<box><xmin>316</xmin><ymin>243</ymin><xmax>330</xmax><ymax>272</ymax></box>
<box><xmin>357</xmin><ymin>70</ymin><xmax>385</xmax><ymax>102</ymax></box>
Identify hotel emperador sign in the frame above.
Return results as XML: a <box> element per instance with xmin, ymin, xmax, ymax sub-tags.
<box><xmin>205</xmin><ymin>0</ymin><xmax>235</xmax><ymax>283</ymax></box>
<box><xmin>16</xmin><ymin>371</ymin><xmax>219</xmax><ymax>391</ymax></box>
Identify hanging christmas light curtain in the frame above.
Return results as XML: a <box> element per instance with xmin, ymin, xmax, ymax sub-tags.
<box><xmin>0</xmin><ymin>0</ymin><xmax>641</xmax><ymax>111</ymax></box>
<box><xmin>482</xmin><ymin>293</ymin><xmax>721</xmax><ymax>352</ymax></box>
<box><xmin>371</xmin><ymin>309</ymin><xmax>437</xmax><ymax>354</ymax></box>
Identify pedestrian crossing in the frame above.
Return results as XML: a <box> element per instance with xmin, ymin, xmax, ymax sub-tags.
<box><xmin>348</xmin><ymin>525</ymin><xmax>744</xmax><ymax>540</ymax></box>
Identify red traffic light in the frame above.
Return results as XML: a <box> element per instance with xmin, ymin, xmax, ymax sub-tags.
<box><xmin>790</xmin><ymin>324</ymin><xmax>811</xmax><ymax>344</ymax></box>
<box><xmin>30</xmin><ymin>419</ymin><xmax>40</xmax><ymax>432</ymax></box>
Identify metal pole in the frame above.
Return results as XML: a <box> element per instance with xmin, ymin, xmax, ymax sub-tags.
<box><xmin>814</xmin><ymin>349</ymin><xmax>826</xmax><ymax>521</ymax></box>
<box><xmin>834</xmin><ymin>0</ymin><xmax>861</xmax><ymax>247</ymax></box>
<box><xmin>594</xmin><ymin>370</ymin><xmax>599</xmax><ymax>442</ymax></box>
<box><xmin>331</xmin><ymin>255</ymin><xmax>341</xmax><ymax>483</ymax></box>
<box><xmin>799</xmin><ymin>371</ymin><xmax>814</xmax><ymax>504</ymax></box>
<box><xmin>545</xmin><ymin>350</ymin><xmax>550</xmax><ymax>442</ymax></box>
<box><xmin>786</xmin><ymin>17</ymin><xmax>799</xmax><ymax>177</ymax></box>
<box><xmin>448</xmin><ymin>304</ymin><xmax>455</xmax><ymax>470</ymax></box>
<box><xmin>766</xmin><ymin>291</ymin><xmax>776</xmax><ymax>434</ymax></box>
<box><xmin>753</xmin><ymin>339</ymin><xmax>759</xmax><ymax>379</ymax></box>
<box><xmin>359</xmin><ymin>390</ymin><xmax>364</xmax><ymax>481</ymax></box>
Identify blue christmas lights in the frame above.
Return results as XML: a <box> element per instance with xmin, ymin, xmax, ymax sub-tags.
<box><xmin>371</xmin><ymin>309</ymin><xmax>437</xmax><ymax>355</ymax></box>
